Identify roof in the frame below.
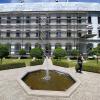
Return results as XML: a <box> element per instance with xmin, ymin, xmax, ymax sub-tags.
<box><xmin>0</xmin><ymin>2</ymin><xmax>100</xmax><ymax>12</ymax></box>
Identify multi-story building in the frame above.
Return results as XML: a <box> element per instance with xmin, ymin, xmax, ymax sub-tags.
<box><xmin>0</xmin><ymin>2</ymin><xmax>100</xmax><ymax>56</ymax></box>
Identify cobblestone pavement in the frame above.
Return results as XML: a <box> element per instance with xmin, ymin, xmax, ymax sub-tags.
<box><xmin>0</xmin><ymin>59</ymin><xmax>100</xmax><ymax>100</ymax></box>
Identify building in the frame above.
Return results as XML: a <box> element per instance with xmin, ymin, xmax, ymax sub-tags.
<box><xmin>0</xmin><ymin>2</ymin><xmax>100</xmax><ymax>56</ymax></box>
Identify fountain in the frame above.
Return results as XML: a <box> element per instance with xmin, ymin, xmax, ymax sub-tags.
<box><xmin>18</xmin><ymin>57</ymin><xmax>80</xmax><ymax>96</ymax></box>
<box><xmin>43</xmin><ymin>56</ymin><xmax>51</xmax><ymax>80</ymax></box>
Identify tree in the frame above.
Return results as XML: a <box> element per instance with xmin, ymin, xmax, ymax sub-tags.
<box><xmin>0</xmin><ymin>44</ymin><xmax>9</xmax><ymax>64</ymax></box>
<box><xmin>71</xmin><ymin>49</ymin><xmax>79</xmax><ymax>57</ymax></box>
<box><xmin>30</xmin><ymin>48</ymin><xmax>43</xmax><ymax>59</ymax></box>
<box><xmin>53</xmin><ymin>48</ymin><xmax>67</xmax><ymax>59</ymax></box>
<box><xmin>92</xmin><ymin>45</ymin><xmax>100</xmax><ymax>63</ymax></box>
<box><xmin>19</xmin><ymin>49</ymin><xmax>26</xmax><ymax>58</ymax></box>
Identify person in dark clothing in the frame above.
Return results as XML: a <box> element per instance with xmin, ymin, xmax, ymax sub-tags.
<box><xmin>76</xmin><ymin>54</ymin><xmax>83</xmax><ymax>73</ymax></box>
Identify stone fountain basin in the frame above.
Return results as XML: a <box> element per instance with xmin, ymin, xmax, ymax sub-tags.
<box><xmin>17</xmin><ymin>66</ymin><xmax>80</xmax><ymax>97</ymax></box>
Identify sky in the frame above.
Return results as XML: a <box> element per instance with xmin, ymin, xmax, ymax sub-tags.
<box><xmin>0</xmin><ymin>0</ymin><xmax>100</xmax><ymax>3</ymax></box>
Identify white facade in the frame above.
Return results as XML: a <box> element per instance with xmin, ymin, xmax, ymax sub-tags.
<box><xmin>0</xmin><ymin>2</ymin><xmax>100</xmax><ymax>56</ymax></box>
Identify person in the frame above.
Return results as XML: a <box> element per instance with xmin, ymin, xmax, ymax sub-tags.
<box><xmin>76</xmin><ymin>54</ymin><xmax>83</xmax><ymax>73</ymax></box>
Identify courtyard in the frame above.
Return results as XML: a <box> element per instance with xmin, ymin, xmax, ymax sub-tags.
<box><xmin>0</xmin><ymin>60</ymin><xmax>100</xmax><ymax>100</ymax></box>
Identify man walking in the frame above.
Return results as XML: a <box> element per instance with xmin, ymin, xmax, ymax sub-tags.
<box><xmin>76</xmin><ymin>54</ymin><xmax>83</xmax><ymax>73</ymax></box>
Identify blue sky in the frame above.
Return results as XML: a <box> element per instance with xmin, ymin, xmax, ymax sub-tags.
<box><xmin>0</xmin><ymin>0</ymin><xmax>100</xmax><ymax>3</ymax></box>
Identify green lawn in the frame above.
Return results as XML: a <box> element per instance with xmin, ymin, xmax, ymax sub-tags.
<box><xmin>1</xmin><ymin>58</ymin><xmax>32</xmax><ymax>66</ymax></box>
<box><xmin>61</xmin><ymin>59</ymin><xmax>77</xmax><ymax>67</ymax></box>
<box><xmin>52</xmin><ymin>59</ymin><xmax>100</xmax><ymax>73</ymax></box>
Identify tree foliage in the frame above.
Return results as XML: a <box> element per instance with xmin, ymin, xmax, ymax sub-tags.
<box><xmin>53</xmin><ymin>48</ymin><xmax>67</xmax><ymax>59</ymax></box>
<box><xmin>30</xmin><ymin>48</ymin><xmax>43</xmax><ymax>59</ymax></box>
<box><xmin>92</xmin><ymin>45</ymin><xmax>100</xmax><ymax>56</ymax></box>
<box><xmin>0</xmin><ymin>44</ymin><xmax>9</xmax><ymax>64</ymax></box>
<box><xmin>71</xmin><ymin>49</ymin><xmax>79</xmax><ymax>57</ymax></box>
<box><xmin>19</xmin><ymin>49</ymin><xmax>26</xmax><ymax>58</ymax></box>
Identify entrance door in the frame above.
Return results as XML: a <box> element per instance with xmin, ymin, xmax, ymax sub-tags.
<box><xmin>45</xmin><ymin>43</ymin><xmax>51</xmax><ymax>56</ymax></box>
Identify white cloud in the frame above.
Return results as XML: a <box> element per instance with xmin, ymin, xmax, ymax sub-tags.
<box><xmin>10</xmin><ymin>0</ymin><xmax>57</xmax><ymax>3</ymax></box>
<box><xmin>11</xmin><ymin>0</ymin><xmax>34</xmax><ymax>3</ymax></box>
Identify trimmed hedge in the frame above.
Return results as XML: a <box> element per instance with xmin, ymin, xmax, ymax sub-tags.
<box><xmin>0</xmin><ymin>62</ymin><xmax>26</xmax><ymax>71</ymax></box>
<box><xmin>83</xmin><ymin>63</ymin><xmax>100</xmax><ymax>73</ymax></box>
<box><xmin>30</xmin><ymin>59</ymin><xmax>44</xmax><ymax>66</ymax></box>
<box><xmin>52</xmin><ymin>59</ymin><xmax>69</xmax><ymax>68</ymax></box>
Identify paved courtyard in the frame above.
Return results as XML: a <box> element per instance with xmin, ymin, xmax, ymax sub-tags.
<box><xmin>0</xmin><ymin>59</ymin><xmax>100</xmax><ymax>100</ymax></box>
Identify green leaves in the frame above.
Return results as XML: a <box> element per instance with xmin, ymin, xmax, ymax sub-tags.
<box><xmin>19</xmin><ymin>49</ymin><xmax>26</xmax><ymax>56</ymax></box>
<box><xmin>53</xmin><ymin>48</ymin><xmax>67</xmax><ymax>59</ymax></box>
<box><xmin>0</xmin><ymin>44</ymin><xmax>9</xmax><ymax>63</ymax></box>
<box><xmin>30</xmin><ymin>48</ymin><xmax>43</xmax><ymax>59</ymax></box>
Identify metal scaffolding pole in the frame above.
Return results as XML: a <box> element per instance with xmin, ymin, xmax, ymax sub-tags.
<box><xmin>19</xmin><ymin>0</ymin><xmax>25</xmax><ymax>49</ymax></box>
<box><xmin>38</xmin><ymin>13</ymin><xmax>50</xmax><ymax>56</ymax></box>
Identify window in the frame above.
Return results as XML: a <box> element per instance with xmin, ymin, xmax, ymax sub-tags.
<box><xmin>88</xmin><ymin>30</ymin><xmax>92</xmax><ymax>34</ymax></box>
<box><xmin>36</xmin><ymin>16</ymin><xmax>40</xmax><ymax>23</ymax></box>
<box><xmin>26</xmin><ymin>16</ymin><xmax>30</xmax><ymax>23</ymax></box>
<box><xmin>67</xmin><ymin>30</ymin><xmax>71</xmax><ymax>37</ymax></box>
<box><xmin>26</xmin><ymin>32</ymin><xmax>30</xmax><ymax>37</ymax></box>
<box><xmin>56</xmin><ymin>16</ymin><xmax>61</xmax><ymax>23</ymax></box>
<box><xmin>77</xmin><ymin>30</ymin><xmax>82</xmax><ymax>37</ymax></box>
<box><xmin>77</xmin><ymin>17</ymin><xmax>81</xmax><ymax>23</ymax></box>
<box><xmin>56</xmin><ymin>31</ymin><xmax>61</xmax><ymax>38</ymax></box>
<box><xmin>46</xmin><ymin>16</ymin><xmax>51</xmax><ymax>23</ymax></box>
<box><xmin>46</xmin><ymin>31</ymin><xmax>50</xmax><ymax>39</ymax></box>
<box><xmin>98</xmin><ymin>30</ymin><xmax>100</xmax><ymax>38</ymax></box>
<box><xmin>0</xmin><ymin>31</ymin><xmax>1</xmax><ymax>37</ymax></box>
<box><xmin>0</xmin><ymin>17</ymin><xmax>1</xmax><ymax>24</ymax></box>
<box><xmin>98</xmin><ymin>16</ymin><xmax>100</xmax><ymax>24</ymax></box>
<box><xmin>7</xmin><ymin>17</ymin><xmax>11</xmax><ymax>23</ymax></box>
<box><xmin>16</xmin><ymin>16</ymin><xmax>21</xmax><ymax>23</ymax></box>
<box><xmin>88</xmin><ymin>16</ymin><xmax>91</xmax><ymax>24</ymax></box>
<box><xmin>6</xmin><ymin>31</ymin><xmax>10</xmax><ymax>37</ymax></box>
<box><xmin>15</xmin><ymin>43</ymin><xmax>21</xmax><ymax>54</ymax></box>
<box><xmin>26</xmin><ymin>16</ymin><xmax>30</xmax><ymax>19</ymax></box>
<box><xmin>25</xmin><ymin>43</ymin><xmax>31</xmax><ymax>53</ymax></box>
<box><xmin>35</xmin><ymin>31</ymin><xmax>40</xmax><ymax>37</ymax></box>
<box><xmin>67</xmin><ymin>16</ymin><xmax>71</xmax><ymax>23</ymax></box>
<box><xmin>26</xmin><ymin>20</ymin><xmax>30</xmax><ymax>23</ymax></box>
<box><xmin>16</xmin><ymin>31</ymin><xmax>20</xmax><ymax>37</ymax></box>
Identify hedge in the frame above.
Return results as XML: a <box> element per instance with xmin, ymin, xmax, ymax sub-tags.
<box><xmin>0</xmin><ymin>62</ymin><xmax>26</xmax><ymax>71</ymax></box>
<box><xmin>30</xmin><ymin>59</ymin><xmax>44</xmax><ymax>66</ymax></box>
<box><xmin>52</xmin><ymin>59</ymin><xmax>69</xmax><ymax>68</ymax></box>
<box><xmin>83</xmin><ymin>63</ymin><xmax>100</xmax><ymax>73</ymax></box>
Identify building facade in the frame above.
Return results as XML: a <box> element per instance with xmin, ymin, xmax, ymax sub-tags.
<box><xmin>0</xmin><ymin>2</ymin><xmax>100</xmax><ymax>56</ymax></box>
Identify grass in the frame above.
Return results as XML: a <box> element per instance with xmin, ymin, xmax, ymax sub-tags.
<box><xmin>1</xmin><ymin>58</ymin><xmax>32</xmax><ymax>66</ymax></box>
<box><xmin>52</xmin><ymin>58</ymin><xmax>100</xmax><ymax>73</ymax></box>
<box><xmin>61</xmin><ymin>59</ymin><xmax>77</xmax><ymax>67</ymax></box>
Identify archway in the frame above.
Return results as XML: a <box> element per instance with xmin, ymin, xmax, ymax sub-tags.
<box><xmin>86</xmin><ymin>43</ymin><xmax>93</xmax><ymax>56</ymax></box>
<box><xmin>65</xmin><ymin>43</ymin><xmax>72</xmax><ymax>56</ymax></box>
<box><xmin>45</xmin><ymin>43</ymin><xmax>51</xmax><ymax>56</ymax></box>
<box><xmin>15</xmin><ymin>43</ymin><xmax>21</xmax><ymax>54</ymax></box>
<box><xmin>25</xmin><ymin>43</ymin><xmax>31</xmax><ymax>53</ymax></box>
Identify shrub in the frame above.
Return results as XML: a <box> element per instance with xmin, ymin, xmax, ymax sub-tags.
<box><xmin>0</xmin><ymin>62</ymin><xmax>26</xmax><ymax>70</ymax></box>
<box><xmin>0</xmin><ymin>44</ymin><xmax>9</xmax><ymax>64</ymax></box>
<box><xmin>52</xmin><ymin>59</ymin><xmax>69</xmax><ymax>68</ymax></box>
<box><xmin>19</xmin><ymin>49</ymin><xmax>26</xmax><ymax>58</ymax></box>
<box><xmin>71</xmin><ymin>49</ymin><xmax>79</xmax><ymax>57</ymax></box>
<box><xmin>83</xmin><ymin>63</ymin><xmax>100</xmax><ymax>73</ymax></box>
<box><xmin>53</xmin><ymin>48</ymin><xmax>67</xmax><ymax>59</ymax></box>
<box><xmin>30</xmin><ymin>48</ymin><xmax>43</xmax><ymax>59</ymax></box>
<box><xmin>30</xmin><ymin>59</ymin><xmax>44</xmax><ymax>66</ymax></box>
